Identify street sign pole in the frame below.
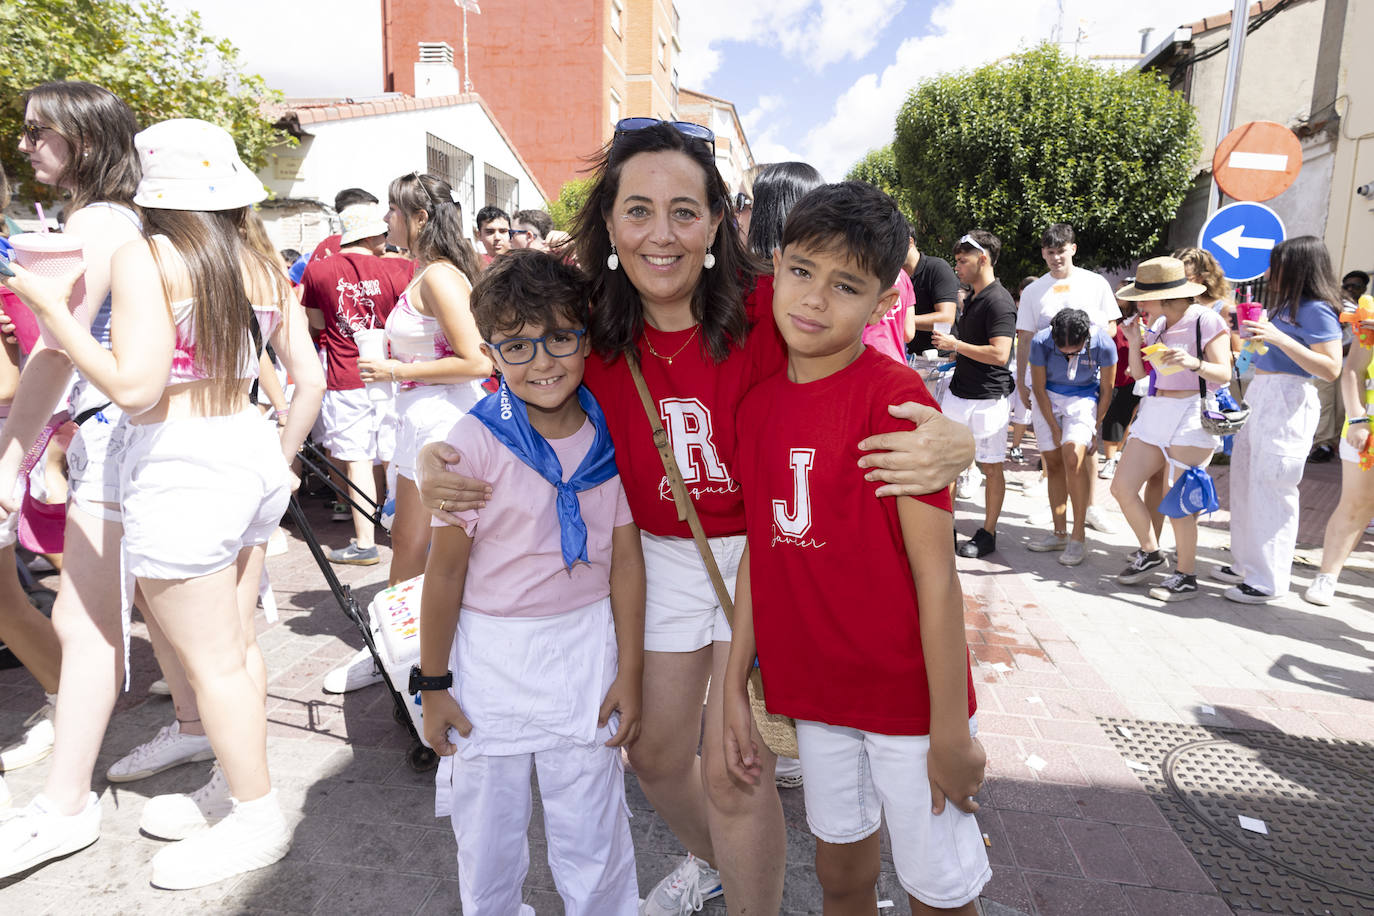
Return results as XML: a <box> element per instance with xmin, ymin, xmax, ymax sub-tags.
<box><xmin>1207</xmin><ymin>0</ymin><xmax>1251</xmax><ymax>219</ymax></box>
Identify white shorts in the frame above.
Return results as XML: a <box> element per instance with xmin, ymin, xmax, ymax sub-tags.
<box><xmin>1128</xmin><ymin>396</ymin><xmax>1218</xmax><ymax>452</ymax></box>
<box><xmin>1010</xmin><ymin>368</ymin><xmax>1033</xmax><ymax>425</ymax></box>
<box><xmin>940</xmin><ymin>392</ymin><xmax>1010</xmax><ymax>464</ymax></box>
<box><xmin>121</xmin><ymin>410</ymin><xmax>290</xmax><ymax>580</ymax></box>
<box><xmin>1030</xmin><ymin>390</ymin><xmax>1099</xmax><ymax>450</ymax></box>
<box><xmin>798</xmin><ymin>717</ymin><xmax>991</xmax><ymax>909</ymax></box>
<box><xmin>66</xmin><ymin>405</ymin><xmax>130</xmax><ymax>519</ymax></box>
<box><xmin>393</xmin><ymin>383</ymin><xmax>484</xmax><ymax>481</ymax></box>
<box><xmin>641</xmin><ymin>531</ymin><xmax>743</xmax><ymax>653</ymax></box>
<box><xmin>319</xmin><ymin>387</ymin><xmax>394</xmax><ymax>463</ymax></box>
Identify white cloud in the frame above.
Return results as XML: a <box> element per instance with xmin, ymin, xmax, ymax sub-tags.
<box><xmin>783</xmin><ymin>0</ymin><xmax>1231</xmax><ymax>180</ymax></box>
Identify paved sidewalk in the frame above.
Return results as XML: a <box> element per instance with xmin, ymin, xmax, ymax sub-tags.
<box><xmin>0</xmin><ymin>449</ymin><xmax>1370</xmax><ymax>914</ymax></box>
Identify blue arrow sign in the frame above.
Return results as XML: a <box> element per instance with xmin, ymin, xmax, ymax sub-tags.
<box><xmin>1198</xmin><ymin>201</ymin><xmax>1286</xmax><ymax>282</ymax></box>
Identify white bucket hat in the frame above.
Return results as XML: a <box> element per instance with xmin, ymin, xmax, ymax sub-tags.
<box><xmin>339</xmin><ymin>203</ymin><xmax>389</xmax><ymax>246</ymax></box>
<box><xmin>132</xmin><ymin>118</ymin><xmax>266</xmax><ymax>211</ymax></box>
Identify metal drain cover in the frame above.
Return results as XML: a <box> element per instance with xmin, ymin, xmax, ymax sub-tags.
<box><xmin>1103</xmin><ymin>718</ymin><xmax>1374</xmax><ymax>914</ymax></box>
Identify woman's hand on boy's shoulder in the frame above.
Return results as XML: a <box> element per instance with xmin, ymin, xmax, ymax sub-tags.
<box><xmin>858</xmin><ymin>402</ymin><xmax>976</xmax><ymax>497</ymax></box>
<box><xmin>417</xmin><ymin>440</ymin><xmax>492</xmax><ymax>523</ymax></box>
<box><xmin>599</xmin><ymin>674</ymin><xmax>642</xmax><ymax>748</ymax></box>
<box><xmin>927</xmin><ymin>733</ymin><xmax>986</xmax><ymax>815</ymax></box>
<box><xmin>421</xmin><ymin>691</ymin><xmax>472</xmax><ymax>756</ymax></box>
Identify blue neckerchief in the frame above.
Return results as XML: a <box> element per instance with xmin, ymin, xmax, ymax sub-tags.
<box><xmin>469</xmin><ymin>379</ymin><xmax>618</xmax><ymax>569</ymax></box>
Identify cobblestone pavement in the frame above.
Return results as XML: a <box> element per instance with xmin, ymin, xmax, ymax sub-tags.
<box><xmin>0</xmin><ymin>442</ymin><xmax>1369</xmax><ymax>915</ymax></box>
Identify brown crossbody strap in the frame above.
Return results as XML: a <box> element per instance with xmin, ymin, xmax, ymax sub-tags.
<box><xmin>625</xmin><ymin>353</ymin><xmax>737</xmax><ymax>624</ymax></box>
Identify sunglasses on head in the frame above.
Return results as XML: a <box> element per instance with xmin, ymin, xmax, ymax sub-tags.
<box><xmin>614</xmin><ymin>118</ymin><xmax>716</xmax><ymax>156</ymax></box>
<box><xmin>733</xmin><ymin>192</ymin><xmax>752</xmax><ymax>212</ymax></box>
<box><xmin>956</xmin><ymin>234</ymin><xmax>987</xmax><ymax>255</ymax></box>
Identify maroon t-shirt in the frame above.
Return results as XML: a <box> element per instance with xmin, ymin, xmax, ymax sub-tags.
<box><xmin>300</xmin><ymin>252</ymin><xmax>414</xmax><ymax>390</ymax></box>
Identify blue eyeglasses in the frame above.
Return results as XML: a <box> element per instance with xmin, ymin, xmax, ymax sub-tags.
<box><xmin>614</xmin><ymin>118</ymin><xmax>716</xmax><ymax>155</ymax></box>
<box><xmin>487</xmin><ymin>328</ymin><xmax>587</xmax><ymax>365</ymax></box>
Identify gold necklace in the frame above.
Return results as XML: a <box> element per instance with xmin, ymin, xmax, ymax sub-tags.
<box><xmin>644</xmin><ymin>324</ymin><xmax>700</xmax><ymax>365</ymax></box>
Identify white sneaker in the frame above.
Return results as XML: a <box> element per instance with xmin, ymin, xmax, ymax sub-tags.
<box><xmin>1098</xmin><ymin>456</ymin><xmax>1120</xmax><ymax>479</ymax></box>
<box><xmin>148</xmin><ymin>678</ymin><xmax>172</xmax><ymax>697</ymax></box>
<box><xmin>106</xmin><ymin>721</ymin><xmax>214</xmax><ymax>783</ymax></box>
<box><xmin>1304</xmin><ymin>574</ymin><xmax>1337</xmax><ymax>607</ymax></box>
<box><xmin>150</xmin><ymin>791</ymin><xmax>290</xmax><ymax>889</ymax></box>
<box><xmin>0</xmin><ymin>695</ymin><xmax>55</xmax><ymax>771</ymax></box>
<box><xmin>141</xmin><ymin>763</ymin><xmax>233</xmax><ymax>840</ymax></box>
<box><xmin>640</xmin><ymin>853</ymin><xmax>724</xmax><ymax>915</ymax></box>
<box><xmin>1028</xmin><ymin>531</ymin><xmax>1069</xmax><ymax>552</ymax></box>
<box><xmin>322</xmin><ymin>646</ymin><xmax>384</xmax><ymax>694</ymax></box>
<box><xmin>0</xmin><ymin>792</ymin><xmax>100</xmax><ymax>879</ymax></box>
<box><xmin>1058</xmin><ymin>540</ymin><xmax>1086</xmax><ymax>566</ymax></box>
<box><xmin>1084</xmin><ymin>505</ymin><xmax>1116</xmax><ymax>533</ymax></box>
<box><xmin>774</xmin><ymin>756</ymin><xmax>804</xmax><ymax>789</ymax></box>
<box><xmin>955</xmin><ymin>472</ymin><xmax>974</xmax><ymax>500</ymax></box>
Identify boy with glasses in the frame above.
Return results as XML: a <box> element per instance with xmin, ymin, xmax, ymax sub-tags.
<box><xmin>509</xmin><ymin>209</ymin><xmax>553</xmax><ymax>251</ymax></box>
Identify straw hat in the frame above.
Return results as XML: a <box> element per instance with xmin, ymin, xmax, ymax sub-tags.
<box><xmin>1115</xmin><ymin>256</ymin><xmax>1207</xmax><ymax>301</ymax></box>
<box><xmin>133</xmin><ymin>119</ymin><xmax>266</xmax><ymax>211</ymax></box>
<box><xmin>339</xmin><ymin>203</ymin><xmax>389</xmax><ymax>245</ymax></box>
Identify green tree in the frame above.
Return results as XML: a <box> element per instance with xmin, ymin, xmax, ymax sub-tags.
<box><xmin>891</xmin><ymin>43</ymin><xmax>1200</xmax><ymax>282</ymax></box>
<box><xmin>845</xmin><ymin>144</ymin><xmax>914</xmax><ymax>223</ymax></box>
<box><xmin>548</xmin><ymin>177</ymin><xmax>594</xmax><ymax>232</ymax></box>
<box><xmin>0</xmin><ymin>0</ymin><xmax>290</xmax><ymax>204</ymax></box>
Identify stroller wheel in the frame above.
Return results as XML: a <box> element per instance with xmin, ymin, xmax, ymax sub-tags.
<box><xmin>408</xmin><ymin>741</ymin><xmax>439</xmax><ymax>772</ymax></box>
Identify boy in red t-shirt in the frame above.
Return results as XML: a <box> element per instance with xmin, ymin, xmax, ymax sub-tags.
<box><xmin>724</xmin><ymin>181</ymin><xmax>989</xmax><ymax>913</ymax></box>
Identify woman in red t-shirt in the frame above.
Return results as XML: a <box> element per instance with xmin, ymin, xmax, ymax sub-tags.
<box><xmin>415</xmin><ymin>121</ymin><xmax>974</xmax><ymax>913</ymax></box>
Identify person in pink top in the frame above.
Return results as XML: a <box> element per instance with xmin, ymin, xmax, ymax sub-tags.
<box><xmin>418</xmin><ymin>250</ymin><xmax>643</xmax><ymax>915</ymax></box>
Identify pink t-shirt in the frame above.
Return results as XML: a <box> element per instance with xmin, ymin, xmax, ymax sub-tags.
<box><xmin>1146</xmin><ymin>304</ymin><xmax>1229</xmax><ymax>392</ymax></box>
<box><xmin>435</xmin><ymin>412</ymin><xmax>633</xmax><ymax>618</ymax></box>
<box><xmin>862</xmin><ymin>270</ymin><xmax>914</xmax><ymax>364</ymax></box>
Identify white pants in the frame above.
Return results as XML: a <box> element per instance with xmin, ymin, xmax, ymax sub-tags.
<box><xmin>442</xmin><ymin>742</ymin><xmax>637</xmax><ymax>915</ymax></box>
<box><xmin>1228</xmin><ymin>373</ymin><xmax>1318</xmax><ymax>596</ymax></box>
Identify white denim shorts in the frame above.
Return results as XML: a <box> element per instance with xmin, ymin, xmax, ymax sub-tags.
<box><xmin>797</xmin><ymin>716</ymin><xmax>991</xmax><ymax>909</ymax></box>
<box><xmin>121</xmin><ymin>410</ymin><xmax>289</xmax><ymax>580</ymax></box>
<box><xmin>1128</xmin><ymin>395</ymin><xmax>1218</xmax><ymax>452</ymax></box>
<box><xmin>319</xmin><ymin>387</ymin><xmax>395</xmax><ymax>463</ymax></box>
<box><xmin>641</xmin><ymin>531</ymin><xmax>743</xmax><ymax>653</ymax></box>
<box><xmin>66</xmin><ymin>404</ymin><xmax>129</xmax><ymax>520</ymax></box>
<box><xmin>393</xmin><ymin>383</ymin><xmax>484</xmax><ymax>481</ymax></box>
<box><xmin>1031</xmin><ymin>390</ymin><xmax>1099</xmax><ymax>450</ymax></box>
<box><xmin>940</xmin><ymin>392</ymin><xmax>1010</xmax><ymax>464</ymax></box>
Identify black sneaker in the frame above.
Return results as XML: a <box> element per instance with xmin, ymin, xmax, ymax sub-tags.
<box><xmin>1117</xmin><ymin>549</ymin><xmax>1166</xmax><ymax>585</ymax></box>
<box><xmin>957</xmin><ymin>528</ymin><xmax>997</xmax><ymax>558</ymax></box>
<box><xmin>1211</xmin><ymin>564</ymin><xmax>1245</xmax><ymax>585</ymax></box>
<box><xmin>1307</xmin><ymin>445</ymin><xmax>1334</xmax><ymax>464</ymax></box>
<box><xmin>1149</xmin><ymin>573</ymin><xmax>1198</xmax><ymax>602</ymax></box>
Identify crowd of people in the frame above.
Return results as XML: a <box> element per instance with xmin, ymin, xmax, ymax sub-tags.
<box><xmin>0</xmin><ymin>76</ymin><xmax>1368</xmax><ymax>915</ymax></box>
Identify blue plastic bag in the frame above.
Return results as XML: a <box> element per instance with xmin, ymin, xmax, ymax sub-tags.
<box><xmin>1158</xmin><ymin>466</ymin><xmax>1220</xmax><ymax>519</ymax></box>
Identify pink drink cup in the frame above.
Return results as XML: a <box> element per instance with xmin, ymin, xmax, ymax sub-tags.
<box><xmin>8</xmin><ymin>233</ymin><xmax>85</xmax><ymax>348</ymax></box>
<box><xmin>1235</xmin><ymin>302</ymin><xmax>1263</xmax><ymax>338</ymax></box>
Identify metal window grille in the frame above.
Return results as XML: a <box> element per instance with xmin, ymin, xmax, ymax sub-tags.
<box><xmin>426</xmin><ymin>133</ymin><xmax>475</xmax><ymax>224</ymax></box>
<box><xmin>484</xmin><ymin>163</ymin><xmax>519</xmax><ymax>214</ymax></box>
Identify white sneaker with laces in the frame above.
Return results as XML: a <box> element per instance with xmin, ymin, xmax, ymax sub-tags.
<box><xmin>955</xmin><ymin>472</ymin><xmax>974</xmax><ymax>500</ymax></box>
<box><xmin>774</xmin><ymin>756</ymin><xmax>804</xmax><ymax>789</ymax></box>
<box><xmin>150</xmin><ymin>790</ymin><xmax>290</xmax><ymax>889</ymax></box>
<box><xmin>1304</xmin><ymin>574</ymin><xmax>1337</xmax><ymax>607</ymax></box>
<box><xmin>106</xmin><ymin>721</ymin><xmax>214</xmax><ymax>783</ymax></box>
<box><xmin>639</xmin><ymin>853</ymin><xmax>724</xmax><ymax>915</ymax></box>
<box><xmin>0</xmin><ymin>695</ymin><xmax>56</xmax><ymax>771</ymax></box>
<box><xmin>322</xmin><ymin>645</ymin><xmax>384</xmax><ymax>694</ymax></box>
<box><xmin>1084</xmin><ymin>505</ymin><xmax>1116</xmax><ymax>533</ymax></box>
<box><xmin>141</xmin><ymin>763</ymin><xmax>233</xmax><ymax>840</ymax></box>
<box><xmin>1098</xmin><ymin>456</ymin><xmax>1120</xmax><ymax>479</ymax></box>
<box><xmin>0</xmin><ymin>792</ymin><xmax>100</xmax><ymax>879</ymax></box>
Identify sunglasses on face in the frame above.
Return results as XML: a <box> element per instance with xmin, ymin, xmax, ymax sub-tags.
<box><xmin>614</xmin><ymin>118</ymin><xmax>716</xmax><ymax>156</ymax></box>
<box><xmin>22</xmin><ymin>122</ymin><xmax>53</xmax><ymax>145</ymax></box>
<box><xmin>508</xmin><ymin>228</ymin><xmax>533</xmax><ymax>240</ymax></box>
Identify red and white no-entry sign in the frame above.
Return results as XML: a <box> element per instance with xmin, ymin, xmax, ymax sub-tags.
<box><xmin>1212</xmin><ymin>120</ymin><xmax>1303</xmax><ymax>202</ymax></box>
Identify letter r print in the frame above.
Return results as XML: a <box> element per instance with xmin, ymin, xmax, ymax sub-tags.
<box><xmin>772</xmin><ymin>449</ymin><xmax>815</xmax><ymax>537</ymax></box>
<box><xmin>660</xmin><ymin>398</ymin><xmax>730</xmax><ymax>484</ymax></box>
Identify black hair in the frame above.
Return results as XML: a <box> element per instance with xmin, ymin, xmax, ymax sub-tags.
<box><xmin>471</xmin><ymin>249</ymin><xmax>589</xmax><ymax>340</ymax></box>
<box><xmin>388</xmin><ymin>172</ymin><xmax>482</xmax><ymax>283</ymax></box>
<box><xmin>779</xmin><ymin>181</ymin><xmax>908</xmax><ymax>288</ymax></box>
<box><xmin>1343</xmin><ymin>270</ymin><xmax>1370</xmax><ymax>288</ymax></box>
<box><xmin>745</xmin><ymin>161</ymin><xmax>823</xmax><ymax>259</ymax></box>
<box><xmin>1050</xmin><ymin>308</ymin><xmax>1091</xmax><ymax>349</ymax></box>
<box><xmin>574</xmin><ymin>121</ymin><xmax>757</xmax><ymax>363</ymax></box>
<box><xmin>513</xmin><ymin>209</ymin><xmax>553</xmax><ymax>239</ymax></box>
<box><xmin>334</xmin><ymin>187</ymin><xmax>377</xmax><ymax>212</ymax></box>
<box><xmin>475</xmin><ymin>205</ymin><xmax>510</xmax><ymax>229</ymax></box>
<box><xmin>953</xmin><ymin>229</ymin><xmax>1001</xmax><ymax>267</ymax></box>
<box><xmin>1266</xmin><ymin>235</ymin><xmax>1342</xmax><ymax>324</ymax></box>
<box><xmin>279</xmin><ymin>248</ymin><xmax>301</xmax><ymax>263</ymax></box>
<box><xmin>1041</xmin><ymin>223</ymin><xmax>1075</xmax><ymax>250</ymax></box>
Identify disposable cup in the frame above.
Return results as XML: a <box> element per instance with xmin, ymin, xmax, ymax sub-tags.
<box><xmin>8</xmin><ymin>233</ymin><xmax>85</xmax><ymax>348</ymax></box>
<box><xmin>1235</xmin><ymin>303</ymin><xmax>1263</xmax><ymax>338</ymax></box>
<box><xmin>354</xmin><ymin>328</ymin><xmax>391</xmax><ymax>401</ymax></box>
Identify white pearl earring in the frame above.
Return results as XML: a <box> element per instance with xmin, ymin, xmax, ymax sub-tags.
<box><xmin>703</xmin><ymin>251</ymin><xmax>716</xmax><ymax>270</ymax></box>
<box><xmin>607</xmin><ymin>243</ymin><xmax>619</xmax><ymax>271</ymax></box>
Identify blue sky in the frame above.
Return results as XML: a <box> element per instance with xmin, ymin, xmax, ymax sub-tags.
<box><xmin>166</xmin><ymin>0</ymin><xmax>1233</xmax><ymax>181</ymax></box>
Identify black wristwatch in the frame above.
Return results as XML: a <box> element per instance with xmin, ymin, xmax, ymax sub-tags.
<box><xmin>408</xmin><ymin>665</ymin><xmax>453</xmax><ymax>693</ymax></box>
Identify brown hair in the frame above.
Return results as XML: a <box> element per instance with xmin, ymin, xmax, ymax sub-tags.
<box><xmin>387</xmin><ymin>172</ymin><xmax>482</xmax><ymax>283</ymax></box>
<box><xmin>574</xmin><ymin>122</ymin><xmax>759</xmax><ymax>363</ymax></box>
<box><xmin>1173</xmin><ymin>246</ymin><xmax>1231</xmax><ymax>303</ymax></box>
<box><xmin>144</xmin><ymin>207</ymin><xmax>284</xmax><ymax>412</ymax></box>
<box><xmin>23</xmin><ymin>81</ymin><xmax>139</xmax><ymax>213</ymax></box>
<box><xmin>471</xmin><ymin>249</ymin><xmax>589</xmax><ymax>340</ymax></box>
